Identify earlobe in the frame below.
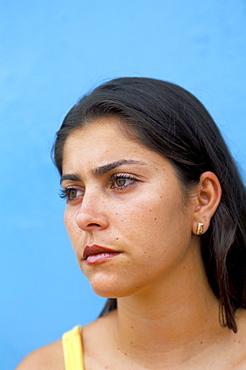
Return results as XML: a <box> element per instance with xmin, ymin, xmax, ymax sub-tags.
<box><xmin>192</xmin><ymin>171</ymin><xmax>222</xmax><ymax>235</ymax></box>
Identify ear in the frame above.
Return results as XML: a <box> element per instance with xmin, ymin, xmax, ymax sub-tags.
<box><xmin>192</xmin><ymin>171</ymin><xmax>222</xmax><ymax>235</ymax></box>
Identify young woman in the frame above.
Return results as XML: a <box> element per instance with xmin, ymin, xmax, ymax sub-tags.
<box><xmin>17</xmin><ymin>77</ymin><xmax>246</xmax><ymax>369</ymax></box>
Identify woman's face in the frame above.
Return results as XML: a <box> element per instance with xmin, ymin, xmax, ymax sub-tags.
<box><xmin>61</xmin><ymin>117</ymin><xmax>199</xmax><ymax>298</ymax></box>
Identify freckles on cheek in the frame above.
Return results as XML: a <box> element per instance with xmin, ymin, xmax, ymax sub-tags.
<box><xmin>64</xmin><ymin>212</ymin><xmax>80</xmax><ymax>242</ymax></box>
<box><xmin>64</xmin><ymin>209</ymin><xmax>71</xmax><ymax>225</ymax></box>
<box><xmin>64</xmin><ymin>213</ymin><xmax>73</xmax><ymax>234</ymax></box>
<box><xmin>129</xmin><ymin>200</ymin><xmax>160</xmax><ymax>223</ymax></box>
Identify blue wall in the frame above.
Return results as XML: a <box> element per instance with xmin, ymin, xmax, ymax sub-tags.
<box><xmin>1</xmin><ymin>1</ymin><xmax>246</xmax><ymax>368</ymax></box>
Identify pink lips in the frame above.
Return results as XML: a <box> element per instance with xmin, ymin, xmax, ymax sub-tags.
<box><xmin>83</xmin><ymin>244</ymin><xmax>121</xmax><ymax>265</ymax></box>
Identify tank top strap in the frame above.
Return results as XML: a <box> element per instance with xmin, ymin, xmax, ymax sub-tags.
<box><xmin>62</xmin><ymin>326</ymin><xmax>84</xmax><ymax>370</ymax></box>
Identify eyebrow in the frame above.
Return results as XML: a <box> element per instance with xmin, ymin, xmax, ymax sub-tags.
<box><xmin>60</xmin><ymin>159</ymin><xmax>146</xmax><ymax>184</ymax></box>
<box><xmin>60</xmin><ymin>173</ymin><xmax>81</xmax><ymax>184</ymax></box>
<box><xmin>92</xmin><ymin>159</ymin><xmax>146</xmax><ymax>176</ymax></box>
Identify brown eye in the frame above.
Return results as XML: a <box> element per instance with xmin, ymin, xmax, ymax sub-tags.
<box><xmin>60</xmin><ymin>187</ymin><xmax>84</xmax><ymax>203</ymax></box>
<box><xmin>68</xmin><ymin>189</ymin><xmax>78</xmax><ymax>199</ymax></box>
<box><xmin>110</xmin><ymin>175</ymin><xmax>138</xmax><ymax>190</ymax></box>
<box><xmin>115</xmin><ymin>178</ymin><xmax>127</xmax><ymax>187</ymax></box>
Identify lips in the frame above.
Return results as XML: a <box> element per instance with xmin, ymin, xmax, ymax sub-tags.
<box><xmin>83</xmin><ymin>244</ymin><xmax>121</xmax><ymax>264</ymax></box>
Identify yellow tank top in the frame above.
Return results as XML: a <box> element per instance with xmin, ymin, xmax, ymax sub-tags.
<box><xmin>62</xmin><ymin>326</ymin><xmax>84</xmax><ymax>370</ymax></box>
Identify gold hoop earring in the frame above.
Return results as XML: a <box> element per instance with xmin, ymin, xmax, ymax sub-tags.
<box><xmin>196</xmin><ymin>223</ymin><xmax>204</xmax><ymax>235</ymax></box>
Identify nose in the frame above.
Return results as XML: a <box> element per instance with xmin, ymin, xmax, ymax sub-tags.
<box><xmin>75</xmin><ymin>190</ymin><xmax>109</xmax><ymax>231</ymax></box>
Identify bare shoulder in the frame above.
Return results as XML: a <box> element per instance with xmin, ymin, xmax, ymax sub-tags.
<box><xmin>83</xmin><ymin>310</ymin><xmax>116</xmax><ymax>339</ymax></box>
<box><xmin>16</xmin><ymin>339</ymin><xmax>64</xmax><ymax>370</ymax></box>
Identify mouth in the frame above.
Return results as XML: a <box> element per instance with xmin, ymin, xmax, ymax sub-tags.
<box><xmin>83</xmin><ymin>244</ymin><xmax>121</xmax><ymax>265</ymax></box>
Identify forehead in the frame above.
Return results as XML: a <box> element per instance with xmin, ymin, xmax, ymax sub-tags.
<box><xmin>62</xmin><ymin>117</ymin><xmax>172</xmax><ymax>175</ymax></box>
<box><xmin>67</xmin><ymin>116</ymin><xmax>131</xmax><ymax>144</ymax></box>
<box><xmin>63</xmin><ymin>117</ymin><xmax>144</xmax><ymax>159</ymax></box>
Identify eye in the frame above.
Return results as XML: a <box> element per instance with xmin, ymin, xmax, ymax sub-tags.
<box><xmin>110</xmin><ymin>174</ymin><xmax>138</xmax><ymax>190</ymax></box>
<box><xmin>60</xmin><ymin>187</ymin><xmax>84</xmax><ymax>203</ymax></box>
<box><xmin>115</xmin><ymin>177</ymin><xmax>128</xmax><ymax>187</ymax></box>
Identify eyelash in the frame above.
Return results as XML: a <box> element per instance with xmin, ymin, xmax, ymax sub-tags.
<box><xmin>60</xmin><ymin>173</ymin><xmax>138</xmax><ymax>203</ymax></box>
<box><xmin>59</xmin><ymin>188</ymin><xmax>83</xmax><ymax>203</ymax></box>
<box><xmin>109</xmin><ymin>173</ymin><xmax>138</xmax><ymax>190</ymax></box>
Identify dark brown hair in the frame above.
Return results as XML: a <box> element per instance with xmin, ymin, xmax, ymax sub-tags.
<box><xmin>53</xmin><ymin>77</ymin><xmax>246</xmax><ymax>333</ymax></box>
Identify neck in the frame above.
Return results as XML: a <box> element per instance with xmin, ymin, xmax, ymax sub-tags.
<box><xmin>111</xmin><ymin>252</ymin><xmax>228</xmax><ymax>367</ymax></box>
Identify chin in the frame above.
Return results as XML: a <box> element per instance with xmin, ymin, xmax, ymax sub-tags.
<box><xmin>89</xmin><ymin>282</ymin><xmax>123</xmax><ymax>298</ymax></box>
<box><xmin>88</xmin><ymin>278</ymin><xmax>133</xmax><ymax>299</ymax></box>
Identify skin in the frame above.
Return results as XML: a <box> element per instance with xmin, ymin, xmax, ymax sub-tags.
<box><xmin>17</xmin><ymin>117</ymin><xmax>246</xmax><ymax>369</ymax></box>
<box><xmin>62</xmin><ymin>120</ymin><xmax>201</xmax><ymax>300</ymax></box>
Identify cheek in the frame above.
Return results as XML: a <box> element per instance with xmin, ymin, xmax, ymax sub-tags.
<box><xmin>115</xmin><ymin>196</ymin><xmax>163</xmax><ymax>238</ymax></box>
<box><xmin>63</xmin><ymin>210</ymin><xmax>83</xmax><ymax>249</ymax></box>
<box><xmin>124</xmin><ymin>190</ymin><xmax>178</xmax><ymax>225</ymax></box>
<box><xmin>64</xmin><ymin>210</ymin><xmax>72</xmax><ymax>234</ymax></box>
<box><xmin>118</xmin><ymin>190</ymin><xmax>188</xmax><ymax>249</ymax></box>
